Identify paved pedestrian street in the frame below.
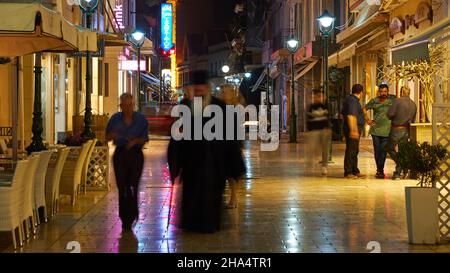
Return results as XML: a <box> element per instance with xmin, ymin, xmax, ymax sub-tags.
<box><xmin>1</xmin><ymin>138</ymin><xmax>450</xmax><ymax>253</ymax></box>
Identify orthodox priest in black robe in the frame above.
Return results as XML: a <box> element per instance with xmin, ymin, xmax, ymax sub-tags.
<box><xmin>168</xmin><ymin>70</ymin><xmax>245</xmax><ymax>233</ymax></box>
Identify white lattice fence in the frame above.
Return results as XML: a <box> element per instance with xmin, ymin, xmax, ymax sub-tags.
<box><xmin>86</xmin><ymin>146</ymin><xmax>110</xmax><ymax>191</ymax></box>
<box><xmin>432</xmin><ymin>103</ymin><xmax>450</xmax><ymax>242</ymax></box>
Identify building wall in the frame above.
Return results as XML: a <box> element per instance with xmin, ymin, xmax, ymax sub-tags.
<box><xmin>387</xmin><ymin>0</ymin><xmax>450</xmax><ymax>123</ymax></box>
<box><xmin>390</xmin><ymin>0</ymin><xmax>448</xmax><ymax>47</ymax></box>
<box><xmin>0</xmin><ymin>62</ymin><xmax>12</xmax><ymax>128</ymax></box>
<box><xmin>289</xmin><ymin>0</ymin><xmax>341</xmax><ymax>132</ymax></box>
<box><xmin>103</xmin><ymin>47</ymin><xmax>122</xmax><ymax>116</ymax></box>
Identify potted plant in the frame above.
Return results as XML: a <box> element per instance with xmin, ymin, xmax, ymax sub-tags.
<box><xmin>397</xmin><ymin>141</ymin><xmax>448</xmax><ymax>244</ymax></box>
<box><xmin>60</xmin><ymin>132</ymin><xmax>89</xmax><ymax>146</ymax></box>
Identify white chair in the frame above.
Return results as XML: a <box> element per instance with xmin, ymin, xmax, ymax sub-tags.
<box><xmin>45</xmin><ymin>148</ymin><xmax>69</xmax><ymax>217</ymax></box>
<box><xmin>59</xmin><ymin>141</ymin><xmax>92</xmax><ymax>206</ymax></box>
<box><xmin>31</xmin><ymin>150</ymin><xmax>53</xmax><ymax>224</ymax></box>
<box><xmin>0</xmin><ymin>160</ymin><xmax>29</xmax><ymax>249</ymax></box>
<box><xmin>0</xmin><ymin>138</ymin><xmax>11</xmax><ymax>157</ymax></box>
<box><xmin>81</xmin><ymin>139</ymin><xmax>97</xmax><ymax>194</ymax></box>
<box><xmin>20</xmin><ymin>155</ymin><xmax>40</xmax><ymax>238</ymax></box>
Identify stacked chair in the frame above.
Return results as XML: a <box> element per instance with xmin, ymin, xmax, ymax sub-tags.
<box><xmin>0</xmin><ymin>160</ymin><xmax>29</xmax><ymax>249</ymax></box>
<box><xmin>59</xmin><ymin>140</ymin><xmax>92</xmax><ymax>206</ymax></box>
<box><xmin>32</xmin><ymin>150</ymin><xmax>53</xmax><ymax>224</ymax></box>
<box><xmin>45</xmin><ymin>148</ymin><xmax>70</xmax><ymax>217</ymax></box>
<box><xmin>20</xmin><ymin>155</ymin><xmax>40</xmax><ymax>239</ymax></box>
<box><xmin>80</xmin><ymin>139</ymin><xmax>97</xmax><ymax>194</ymax></box>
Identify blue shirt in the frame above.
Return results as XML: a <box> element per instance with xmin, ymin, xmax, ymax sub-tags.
<box><xmin>342</xmin><ymin>94</ymin><xmax>365</xmax><ymax>135</ymax></box>
<box><xmin>106</xmin><ymin>112</ymin><xmax>149</xmax><ymax>148</ymax></box>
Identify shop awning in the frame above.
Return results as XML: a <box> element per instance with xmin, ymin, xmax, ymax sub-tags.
<box><xmin>141</xmin><ymin>37</ymin><xmax>155</xmax><ymax>55</ymax></box>
<box><xmin>328</xmin><ymin>43</ymin><xmax>356</xmax><ymax>67</ymax></box>
<box><xmin>391</xmin><ymin>40</ymin><xmax>430</xmax><ymax>65</ymax></box>
<box><xmin>98</xmin><ymin>32</ymin><xmax>130</xmax><ymax>47</ymax></box>
<box><xmin>336</xmin><ymin>7</ymin><xmax>388</xmax><ymax>45</ymax></box>
<box><xmin>294</xmin><ymin>59</ymin><xmax>318</xmax><ymax>81</ymax></box>
<box><xmin>0</xmin><ymin>2</ymin><xmax>97</xmax><ymax>56</ymax></box>
<box><xmin>141</xmin><ymin>72</ymin><xmax>160</xmax><ymax>85</ymax></box>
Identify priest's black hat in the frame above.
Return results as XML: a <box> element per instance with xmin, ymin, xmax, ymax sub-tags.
<box><xmin>189</xmin><ymin>70</ymin><xmax>210</xmax><ymax>85</ymax></box>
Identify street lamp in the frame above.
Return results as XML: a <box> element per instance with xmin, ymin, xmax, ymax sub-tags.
<box><xmin>222</xmin><ymin>65</ymin><xmax>230</xmax><ymax>74</ymax></box>
<box><xmin>286</xmin><ymin>34</ymin><xmax>299</xmax><ymax>143</ymax></box>
<box><xmin>80</xmin><ymin>0</ymin><xmax>99</xmax><ymax>140</ymax></box>
<box><xmin>318</xmin><ymin>10</ymin><xmax>336</xmax><ymax>161</ymax></box>
<box><xmin>128</xmin><ymin>30</ymin><xmax>146</xmax><ymax>111</ymax></box>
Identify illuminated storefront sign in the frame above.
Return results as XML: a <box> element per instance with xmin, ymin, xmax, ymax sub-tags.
<box><xmin>119</xmin><ymin>60</ymin><xmax>147</xmax><ymax>71</ymax></box>
<box><xmin>113</xmin><ymin>0</ymin><xmax>125</xmax><ymax>30</ymax></box>
<box><xmin>161</xmin><ymin>3</ymin><xmax>174</xmax><ymax>52</ymax></box>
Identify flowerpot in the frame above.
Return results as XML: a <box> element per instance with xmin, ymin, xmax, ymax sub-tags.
<box><xmin>405</xmin><ymin>187</ymin><xmax>439</xmax><ymax>244</ymax></box>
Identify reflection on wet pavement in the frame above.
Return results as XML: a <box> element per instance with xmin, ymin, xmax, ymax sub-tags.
<box><xmin>1</xmin><ymin>139</ymin><xmax>449</xmax><ymax>253</ymax></box>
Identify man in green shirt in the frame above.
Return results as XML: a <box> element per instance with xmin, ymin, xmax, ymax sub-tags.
<box><xmin>363</xmin><ymin>84</ymin><xmax>396</xmax><ymax>179</ymax></box>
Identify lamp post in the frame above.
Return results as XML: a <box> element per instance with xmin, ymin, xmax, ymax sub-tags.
<box><xmin>318</xmin><ymin>10</ymin><xmax>336</xmax><ymax>161</ymax></box>
<box><xmin>80</xmin><ymin>0</ymin><xmax>99</xmax><ymax>140</ymax></box>
<box><xmin>128</xmin><ymin>31</ymin><xmax>145</xmax><ymax>111</ymax></box>
<box><xmin>286</xmin><ymin>35</ymin><xmax>299</xmax><ymax>143</ymax></box>
<box><xmin>26</xmin><ymin>53</ymin><xmax>46</xmax><ymax>154</ymax></box>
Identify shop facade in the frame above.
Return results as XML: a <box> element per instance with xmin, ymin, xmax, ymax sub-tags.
<box><xmin>380</xmin><ymin>0</ymin><xmax>449</xmax><ymax>142</ymax></box>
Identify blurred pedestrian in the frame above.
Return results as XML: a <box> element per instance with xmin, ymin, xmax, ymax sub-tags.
<box><xmin>219</xmin><ymin>84</ymin><xmax>246</xmax><ymax>209</ymax></box>
<box><xmin>305</xmin><ymin>89</ymin><xmax>331</xmax><ymax>176</ymax></box>
<box><xmin>106</xmin><ymin>93</ymin><xmax>149</xmax><ymax>230</ymax></box>
<box><xmin>386</xmin><ymin>86</ymin><xmax>417</xmax><ymax>180</ymax></box>
<box><xmin>341</xmin><ymin>84</ymin><xmax>366</xmax><ymax>179</ymax></box>
<box><xmin>363</xmin><ymin>84</ymin><xmax>396</xmax><ymax>179</ymax></box>
<box><xmin>167</xmin><ymin>70</ymin><xmax>245</xmax><ymax>233</ymax></box>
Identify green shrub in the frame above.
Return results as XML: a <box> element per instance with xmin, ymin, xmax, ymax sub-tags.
<box><xmin>397</xmin><ymin>141</ymin><xmax>448</xmax><ymax>187</ymax></box>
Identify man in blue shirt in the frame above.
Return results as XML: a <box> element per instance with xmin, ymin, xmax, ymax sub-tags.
<box><xmin>106</xmin><ymin>93</ymin><xmax>149</xmax><ymax>230</ymax></box>
<box><xmin>341</xmin><ymin>84</ymin><xmax>366</xmax><ymax>179</ymax></box>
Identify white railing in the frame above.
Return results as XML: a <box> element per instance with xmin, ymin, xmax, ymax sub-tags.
<box><xmin>432</xmin><ymin>103</ymin><xmax>450</xmax><ymax>242</ymax></box>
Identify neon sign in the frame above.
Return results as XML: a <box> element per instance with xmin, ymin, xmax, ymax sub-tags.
<box><xmin>119</xmin><ymin>60</ymin><xmax>147</xmax><ymax>71</ymax></box>
<box><xmin>113</xmin><ymin>0</ymin><xmax>125</xmax><ymax>30</ymax></box>
<box><xmin>160</xmin><ymin>3</ymin><xmax>174</xmax><ymax>52</ymax></box>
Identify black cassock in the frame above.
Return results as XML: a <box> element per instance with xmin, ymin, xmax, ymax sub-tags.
<box><xmin>168</xmin><ymin>97</ymin><xmax>245</xmax><ymax>233</ymax></box>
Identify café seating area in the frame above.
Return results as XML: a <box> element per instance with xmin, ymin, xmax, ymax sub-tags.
<box><xmin>0</xmin><ymin>139</ymin><xmax>98</xmax><ymax>249</ymax></box>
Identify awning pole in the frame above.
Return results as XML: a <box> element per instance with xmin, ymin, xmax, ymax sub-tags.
<box><xmin>12</xmin><ymin>57</ymin><xmax>19</xmax><ymax>161</ymax></box>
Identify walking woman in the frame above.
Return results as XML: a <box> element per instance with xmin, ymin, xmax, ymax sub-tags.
<box><xmin>219</xmin><ymin>84</ymin><xmax>246</xmax><ymax>209</ymax></box>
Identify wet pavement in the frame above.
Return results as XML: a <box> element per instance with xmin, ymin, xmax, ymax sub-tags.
<box><xmin>1</xmin><ymin>137</ymin><xmax>450</xmax><ymax>253</ymax></box>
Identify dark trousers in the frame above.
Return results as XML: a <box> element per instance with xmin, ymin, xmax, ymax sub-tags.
<box><xmin>113</xmin><ymin>146</ymin><xmax>144</xmax><ymax>225</ymax></box>
<box><xmin>344</xmin><ymin>135</ymin><xmax>360</xmax><ymax>176</ymax></box>
<box><xmin>372</xmin><ymin>135</ymin><xmax>389</xmax><ymax>173</ymax></box>
<box><xmin>386</xmin><ymin>128</ymin><xmax>410</xmax><ymax>176</ymax></box>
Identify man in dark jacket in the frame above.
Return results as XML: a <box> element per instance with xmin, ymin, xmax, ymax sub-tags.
<box><xmin>341</xmin><ymin>84</ymin><xmax>366</xmax><ymax>179</ymax></box>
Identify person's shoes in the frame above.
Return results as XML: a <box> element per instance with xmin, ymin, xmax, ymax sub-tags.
<box><xmin>321</xmin><ymin>167</ymin><xmax>328</xmax><ymax>176</ymax></box>
<box><xmin>375</xmin><ymin>172</ymin><xmax>385</xmax><ymax>179</ymax></box>
<box><xmin>355</xmin><ymin>173</ymin><xmax>367</xmax><ymax>179</ymax></box>
<box><xmin>344</xmin><ymin>174</ymin><xmax>358</xmax><ymax>179</ymax></box>
<box><xmin>392</xmin><ymin>173</ymin><xmax>402</xmax><ymax>180</ymax></box>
